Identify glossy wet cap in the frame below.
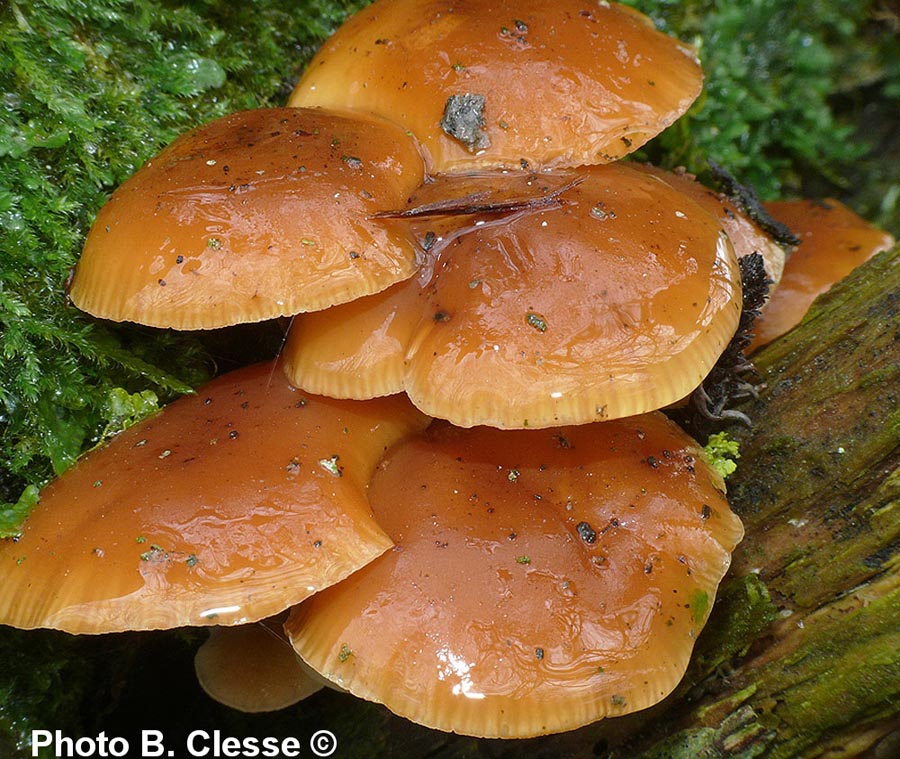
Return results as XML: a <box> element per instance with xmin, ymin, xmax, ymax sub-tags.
<box><xmin>634</xmin><ymin>164</ymin><xmax>787</xmax><ymax>288</ymax></box>
<box><xmin>195</xmin><ymin>619</ymin><xmax>325</xmax><ymax>713</ymax></box>
<box><xmin>281</xmin><ymin>170</ymin><xmax>575</xmax><ymax>401</ymax></box>
<box><xmin>283</xmin><ymin>163</ymin><xmax>742</xmax><ymax>427</ymax></box>
<box><xmin>750</xmin><ymin>198</ymin><xmax>895</xmax><ymax>350</ymax></box>
<box><xmin>70</xmin><ymin>107</ymin><xmax>426</xmax><ymax>329</ymax></box>
<box><xmin>0</xmin><ymin>361</ymin><xmax>429</xmax><ymax>633</ymax></box>
<box><xmin>286</xmin><ymin>413</ymin><xmax>744</xmax><ymax>737</ymax></box>
<box><xmin>290</xmin><ymin>0</ymin><xmax>702</xmax><ymax>173</ymax></box>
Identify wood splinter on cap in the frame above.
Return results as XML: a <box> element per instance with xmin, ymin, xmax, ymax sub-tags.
<box><xmin>286</xmin><ymin>413</ymin><xmax>744</xmax><ymax>738</ymax></box>
<box><xmin>0</xmin><ymin>361</ymin><xmax>429</xmax><ymax>634</ymax></box>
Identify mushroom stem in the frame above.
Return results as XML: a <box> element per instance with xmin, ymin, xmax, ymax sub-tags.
<box><xmin>195</xmin><ymin>617</ymin><xmax>325</xmax><ymax>713</ymax></box>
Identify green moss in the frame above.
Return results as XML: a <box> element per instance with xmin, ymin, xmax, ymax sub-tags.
<box><xmin>0</xmin><ymin>0</ymin><xmax>366</xmax><ymax>517</ymax></box>
<box><xmin>690</xmin><ymin>589</ymin><xmax>710</xmax><ymax>625</ymax></box>
<box><xmin>0</xmin><ymin>630</ymin><xmax>95</xmax><ymax>758</ymax></box>
<box><xmin>690</xmin><ymin>574</ymin><xmax>778</xmax><ymax>675</ymax></box>
<box><xmin>0</xmin><ymin>484</ymin><xmax>38</xmax><ymax>539</ymax></box>
<box><xmin>703</xmin><ymin>432</ymin><xmax>741</xmax><ymax>479</ymax></box>
<box><xmin>641</xmin><ymin>728</ymin><xmax>719</xmax><ymax>759</ymax></box>
<box><xmin>766</xmin><ymin>582</ymin><xmax>900</xmax><ymax>758</ymax></box>
<box><xmin>621</xmin><ymin>0</ymin><xmax>897</xmax><ymax>204</ymax></box>
<box><xmin>641</xmin><ymin>707</ymin><xmax>774</xmax><ymax>759</ymax></box>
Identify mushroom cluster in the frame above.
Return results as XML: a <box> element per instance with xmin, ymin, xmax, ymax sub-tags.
<box><xmin>4</xmin><ymin>0</ymin><xmax>825</xmax><ymax>739</ymax></box>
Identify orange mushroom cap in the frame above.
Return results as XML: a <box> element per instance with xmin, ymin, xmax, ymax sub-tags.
<box><xmin>195</xmin><ymin>619</ymin><xmax>325</xmax><ymax>713</ymax></box>
<box><xmin>290</xmin><ymin>0</ymin><xmax>703</xmax><ymax>173</ymax></box>
<box><xmin>0</xmin><ymin>361</ymin><xmax>429</xmax><ymax>633</ymax></box>
<box><xmin>282</xmin><ymin>170</ymin><xmax>575</xmax><ymax>401</ymax></box>
<box><xmin>634</xmin><ymin>164</ymin><xmax>787</xmax><ymax>288</ymax></box>
<box><xmin>286</xmin><ymin>413</ymin><xmax>744</xmax><ymax>737</ymax></box>
<box><xmin>69</xmin><ymin>107</ymin><xmax>426</xmax><ymax>329</ymax></box>
<box><xmin>283</xmin><ymin>162</ymin><xmax>742</xmax><ymax>428</ymax></box>
<box><xmin>749</xmin><ymin>198</ymin><xmax>895</xmax><ymax>350</ymax></box>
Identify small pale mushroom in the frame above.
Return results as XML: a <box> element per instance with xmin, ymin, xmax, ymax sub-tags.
<box><xmin>749</xmin><ymin>198</ymin><xmax>895</xmax><ymax>350</ymax></box>
<box><xmin>194</xmin><ymin>617</ymin><xmax>328</xmax><ymax>713</ymax></box>
<box><xmin>286</xmin><ymin>413</ymin><xmax>744</xmax><ymax>738</ymax></box>
<box><xmin>69</xmin><ymin>107</ymin><xmax>426</xmax><ymax>329</ymax></box>
<box><xmin>290</xmin><ymin>0</ymin><xmax>703</xmax><ymax>173</ymax></box>
<box><xmin>0</xmin><ymin>361</ymin><xmax>429</xmax><ymax>633</ymax></box>
<box><xmin>283</xmin><ymin>162</ymin><xmax>742</xmax><ymax>428</ymax></box>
